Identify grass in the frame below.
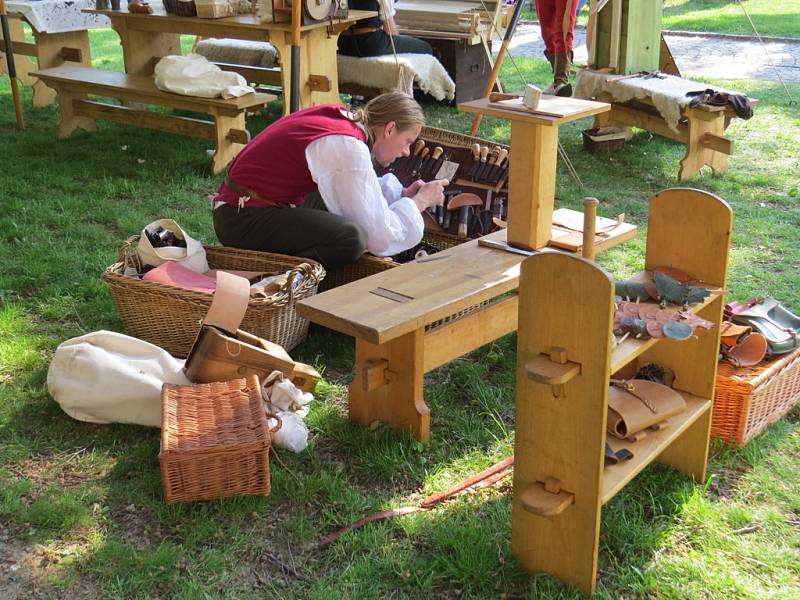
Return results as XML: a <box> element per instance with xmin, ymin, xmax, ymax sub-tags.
<box><xmin>523</xmin><ymin>0</ymin><xmax>800</xmax><ymax>38</ymax></box>
<box><xmin>1</xmin><ymin>25</ymin><xmax>800</xmax><ymax>600</ymax></box>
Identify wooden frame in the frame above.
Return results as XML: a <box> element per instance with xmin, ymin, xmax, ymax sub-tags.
<box><xmin>84</xmin><ymin>7</ymin><xmax>374</xmax><ymax>116</ymax></box>
<box><xmin>511</xmin><ymin>188</ymin><xmax>732</xmax><ymax>593</ymax></box>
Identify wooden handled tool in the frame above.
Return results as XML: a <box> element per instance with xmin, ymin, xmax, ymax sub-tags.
<box><xmin>425</xmin><ymin>146</ymin><xmax>444</xmax><ymax>179</ymax></box>
<box><xmin>466</xmin><ymin>143</ymin><xmax>481</xmax><ymax>180</ymax></box>
<box><xmin>582</xmin><ymin>197</ymin><xmax>600</xmax><ymax>261</ymax></box>
<box><xmin>412</xmin><ymin>147</ymin><xmax>430</xmax><ymax>178</ymax></box>
<box><xmin>472</xmin><ymin>145</ymin><xmax>489</xmax><ymax>181</ymax></box>
<box><xmin>1</xmin><ymin>0</ymin><xmax>25</xmax><ymax>130</ymax></box>
<box><xmin>446</xmin><ymin>193</ymin><xmax>483</xmax><ymax>239</ymax></box>
<box><xmin>477</xmin><ymin>146</ymin><xmax>500</xmax><ymax>182</ymax></box>
<box><xmin>409</xmin><ymin>141</ymin><xmax>427</xmax><ymax>178</ymax></box>
<box><xmin>488</xmin><ymin>148</ymin><xmax>508</xmax><ymax>183</ymax></box>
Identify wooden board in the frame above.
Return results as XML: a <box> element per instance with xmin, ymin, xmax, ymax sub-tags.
<box><xmin>548</xmin><ymin>208</ymin><xmax>636</xmax><ymax>253</ymax></box>
<box><xmin>461</xmin><ymin>96</ymin><xmax>610</xmax><ymax>127</ymax></box>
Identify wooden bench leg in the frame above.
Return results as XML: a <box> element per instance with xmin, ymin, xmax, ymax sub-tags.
<box><xmin>679</xmin><ymin>108</ymin><xmax>731</xmax><ymax>181</ymax></box>
<box><xmin>349</xmin><ymin>329</ymin><xmax>430</xmax><ymax>443</ymax></box>
<box><xmin>32</xmin><ymin>30</ymin><xmax>92</xmax><ymax>108</ymax></box>
<box><xmin>210</xmin><ymin>110</ymin><xmax>249</xmax><ymax>175</ymax></box>
<box><xmin>56</xmin><ymin>89</ymin><xmax>96</xmax><ymax>138</ymax></box>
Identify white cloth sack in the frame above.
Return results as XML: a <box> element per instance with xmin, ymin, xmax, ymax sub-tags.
<box><xmin>262</xmin><ymin>371</ymin><xmax>314</xmax><ymax>453</ymax></box>
<box><xmin>136</xmin><ymin>218</ymin><xmax>209</xmax><ymax>274</ymax></box>
<box><xmin>154</xmin><ymin>53</ymin><xmax>255</xmax><ymax>99</ymax></box>
<box><xmin>47</xmin><ymin>331</ymin><xmax>190</xmax><ymax>427</ymax></box>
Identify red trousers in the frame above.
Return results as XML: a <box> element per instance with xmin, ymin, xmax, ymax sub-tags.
<box><xmin>536</xmin><ymin>0</ymin><xmax>578</xmax><ymax>54</ymax></box>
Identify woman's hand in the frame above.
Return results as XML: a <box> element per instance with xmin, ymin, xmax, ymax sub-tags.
<box><xmin>411</xmin><ymin>179</ymin><xmax>449</xmax><ymax>211</ymax></box>
<box><xmin>402</xmin><ymin>179</ymin><xmax>425</xmax><ymax>198</ymax></box>
<box><xmin>383</xmin><ymin>16</ymin><xmax>400</xmax><ymax>36</ymax></box>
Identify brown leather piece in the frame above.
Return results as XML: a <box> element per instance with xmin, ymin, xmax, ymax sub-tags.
<box><xmin>607</xmin><ymin>380</ymin><xmax>686</xmax><ymax>440</ymax></box>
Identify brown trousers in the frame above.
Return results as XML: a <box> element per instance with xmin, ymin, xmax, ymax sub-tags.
<box><xmin>213</xmin><ymin>192</ymin><xmax>367</xmax><ymax>270</ymax></box>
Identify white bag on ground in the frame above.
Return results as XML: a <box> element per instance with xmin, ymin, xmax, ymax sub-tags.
<box><xmin>137</xmin><ymin>218</ymin><xmax>209</xmax><ymax>274</ymax></box>
<box><xmin>154</xmin><ymin>54</ymin><xmax>255</xmax><ymax>99</ymax></box>
<box><xmin>262</xmin><ymin>371</ymin><xmax>314</xmax><ymax>452</ymax></box>
<box><xmin>47</xmin><ymin>331</ymin><xmax>190</xmax><ymax>427</ymax></box>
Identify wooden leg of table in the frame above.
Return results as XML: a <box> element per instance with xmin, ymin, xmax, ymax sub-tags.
<box><xmin>349</xmin><ymin>329</ymin><xmax>430</xmax><ymax>443</ymax></box>
<box><xmin>506</xmin><ymin>121</ymin><xmax>559</xmax><ymax>250</ymax></box>
<box><xmin>56</xmin><ymin>89</ymin><xmax>96</xmax><ymax>138</ymax></box>
<box><xmin>119</xmin><ymin>29</ymin><xmax>181</xmax><ymax>76</ymax></box>
<box><xmin>31</xmin><ymin>30</ymin><xmax>92</xmax><ymax>107</ymax></box>
<box><xmin>209</xmin><ymin>110</ymin><xmax>247</xmax><ymax>174</ymax></box>
<box><xmin>679</xmin><ymin>108</ymin><xmax>730</xmax><ymax>181</ymax></box>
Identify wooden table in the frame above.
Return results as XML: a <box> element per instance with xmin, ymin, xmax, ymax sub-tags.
<box><xmin>296</xmin><ymin>219</ymin><xmax>635</xmax><ymax>443</ymax></box>
<box><xmin>1</xmin><ymin>0</ymin><xmax>102</xmax><ymax>106</ymax></box>
<box><xmin>459</xmin><ymin>96</ymin><xmax>610</xmax><ymax>250</ymax></box>
<box><xmin>85</xmin><ymin>7</ymin><xmax>375</xmax><ymax>115</ymax></box>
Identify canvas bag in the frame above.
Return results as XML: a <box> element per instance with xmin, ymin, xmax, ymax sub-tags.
<box><xmin>136</xmin><ymin>218</ymin><xmax>209</xmax><ymax>274</ymax></box>
<box><xmin>47</xmin><ymin>331</ymin><xmax>190</xmax><ymax>427</ymax></box>
<box><xmin>184</xmin><ymin>271</ymin><xmax>320</xmax><ymax>392</ymax></box>
<box><xmin>154</xmin><ymin>54</ymin><xmax>254</xmax><ymax>99</ymax></box>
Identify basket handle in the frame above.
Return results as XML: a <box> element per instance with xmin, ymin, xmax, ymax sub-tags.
<box><xmin>117</xmin><ymin>235</ymin><xmax>141</xmax><ymax>271</ymax></box>
<box><xmin>284</xmin><ymin>262</ymin><xmax>318</xmax><ymax>302</ymax></box>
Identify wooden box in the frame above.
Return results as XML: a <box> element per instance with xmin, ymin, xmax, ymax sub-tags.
<box><xmin>426</xmin><ymin>37</ymin><xmax>493</xmax><ymax>104</ymax></box>
<box><xmin>712</xmin><ymin>347</ymin><xmax>800</xmax><ymax>445</ymax></box>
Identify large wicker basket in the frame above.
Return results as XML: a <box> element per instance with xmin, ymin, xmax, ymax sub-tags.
<box><xmin>160</xmin><ymin>376</ymin><xmax>276</xmax><ymax>503</ymax></box>
<box><xmin>103</xmin><ymin>236</ymin><xmax>325</xmax><ymax>357</ymax></box>
<box><xmin>712</xmin><ymin>347</ymin><xmax>800</xmax><ymax>445</ymax></box>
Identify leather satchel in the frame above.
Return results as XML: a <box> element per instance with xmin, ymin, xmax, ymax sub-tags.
<box><xmin>607</xmin><ymin>379</ymin><xmax>686</xmax><ymax>441</ymax></box>
<box><xmin>184</xmin><ymin>271</ymin><xmax>320</xmax><ymax>392</ymax></box>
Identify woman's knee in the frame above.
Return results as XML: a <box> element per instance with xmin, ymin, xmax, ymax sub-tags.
<box><xmin>336</xmin><ymin>221</ymin><xmax>368</xmax><ymax>264</ymax></box>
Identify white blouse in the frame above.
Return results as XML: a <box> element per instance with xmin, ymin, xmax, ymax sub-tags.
<box><xmin>305</xmin><ymin>134</ymin><xmax>423</xmax><ymax>257</ymax></box>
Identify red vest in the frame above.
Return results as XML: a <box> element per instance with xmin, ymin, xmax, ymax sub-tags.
<box><xmin>215</xmin><ymin>104</ymin><xmax>368</xmax><ymax>208</ymax></box>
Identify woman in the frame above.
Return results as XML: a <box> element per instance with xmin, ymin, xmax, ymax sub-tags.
<box><xmin>338</xmin><ymin>0</ymin><xmax>432</xmax><ymax>58</ymax></box>
<box><xmin>213</xmin><ymin>92</ymin><xmax>447</xmax><ymax>269</ymax></box>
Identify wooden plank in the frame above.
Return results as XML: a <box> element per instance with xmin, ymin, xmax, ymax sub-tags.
<box><xmin>460</xmin><ymin>95</ymin><xmax>610</xmax><ymax>126</ymax></box>
<box><xmin>621</xmin><ymin>0</ymin><xmax>661</xmax><ymax>73</ymax></box>
<box><xmin>422</xmin><ymin>294</ymin><xmax>518</xmax><ymax>372</ymax></box>
<box><xmin>74</xmin><ymin>99</ymin><xmax>217</xmax><ymax>140</ymax></box>
<box><xmin>603</xmin><ymin>394</ymin><xmax>710</xmax><ymax>503</ymax></box>
<box><xmin>609</xmin><ymin>0</ymin><xmax>622</xmax><ymax>70</ymax></box>
<box><xmin>512</xmin><ymin>252</ymin><xmax>614</xmax><ymax>594</ymax></box>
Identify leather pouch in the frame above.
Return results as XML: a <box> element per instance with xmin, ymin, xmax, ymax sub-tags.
<box><xmin>184</xmin><ymin>271</ymin><xmax>320</xmax><ymax>392</ymax></box>
<box><xmin>607</xmin><ymin>379</ymin><xmax>686</xmax><ymax>440</ymax></box>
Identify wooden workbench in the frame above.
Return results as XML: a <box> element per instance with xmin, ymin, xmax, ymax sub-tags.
<box><xmin>459</xmin><ymin>95</ymin><xmax>611</xmax><ymax>250</ymax></box>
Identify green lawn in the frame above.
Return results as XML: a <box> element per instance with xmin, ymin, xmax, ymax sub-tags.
<box><xmin>524</xmin><ymin>0</ymin><xmax>800</xmax><ymax>38</ymax></box>
<box><xmin>1</xmin><ymin>28</ymin><xmax>799</xmax><ymax>599</ymax></box>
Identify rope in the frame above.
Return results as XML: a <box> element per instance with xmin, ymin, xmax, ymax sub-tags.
<box><xmin>735</xmin><ymin>0</ymin><xmax>796</xmax><ymax>104</ymax></box>
<box><xmin>377</xmin><ymin>0</ymin><xmax>407</xmax><ymax>92</ymax></box>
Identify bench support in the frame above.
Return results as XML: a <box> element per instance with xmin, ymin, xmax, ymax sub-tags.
<box><xmin>594</xmin><ymin>94</ymin><xmax>735</xmax><ymax>181</ymax></box>
<box><xmin>348</xmin><ymin>295</ymin><xmax>519</xmax><ymax>443</ymax></box>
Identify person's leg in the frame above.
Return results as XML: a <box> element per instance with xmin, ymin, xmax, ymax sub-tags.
<box><xmin>390</xmin><ymin>35</ymin><xmax>433</xmax><ymax>55</ymax></box>
<box><xmin>213</xmin><ymin>201</ymin><xmax>366</xmax><ymax>270</ymax></box>
<box><xmin>542</xmin><ymin>0</ymin><xmax>577</xmax><ymax>96</ymax></box>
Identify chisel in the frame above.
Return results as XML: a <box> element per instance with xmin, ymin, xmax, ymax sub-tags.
<box><xmin>488</xmin><ymin>148</ymin><xmax>508</xmax><ymax>183</ymax></box>
<box><xmin>466</xmin><ymin>143</ymin><xmax>482</xmax><ymax>180</ymax></box>
<box><xmin>425</xmin><ymin>146</ymin><xmax>444</xmax><ymax>179</ymax></box>
<box><xmin>411</xmin><ymin>146</ymin><xmax>430</xmax><ymax>178</ymax></box>
<box><xmin>476</xmin><ymin>146</ymin><xmax>501</xmax><ymax>182</ymax></box>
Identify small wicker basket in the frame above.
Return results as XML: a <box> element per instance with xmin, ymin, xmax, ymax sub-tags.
<box><xmin>712</xmin><ymin>347</ymin><xmax>800</xmax><ymax>445</ymax></box>
<box><xmin>103</xmin><ymin>236</ymin><xmax>325</xmax><ymax>357</ymax></box>
<box><xmin>160</xmin><ymin>376</ymin><xmax>278</xmax><ymax>503</ymax></box>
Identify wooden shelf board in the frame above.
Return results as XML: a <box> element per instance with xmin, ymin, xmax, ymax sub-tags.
<box><xmin>602</xmin><ymin>392</ymin><xmax>711</xmax><ymax>504</ymax></box>
<box><xmin>610</xmin><ymin>290</ymin><xmax>722</xmax><ymax>374</ymax></box>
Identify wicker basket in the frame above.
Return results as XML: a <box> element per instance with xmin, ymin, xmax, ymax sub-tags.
<box><xmin>103</xmin><ymin>236</ymin><xmax>325</xmax><ymax>357</ymax></box>
<box><xmin>160</xmin><ymin>376</ymin><xmax>276</xmax><ymax>503</ymax></box>
<box><xmin>712</xmin><ymin>347</ymin><xmax>800</xmax><ymax>445</ymax></box>
<box><xmin>582</xmin><ymin>128</ymin><xmax>626</xmax><ymax>153</ymax></box>
<box><xmin>163</xmin><ymin>0</ymin><xmax>197</xmax><ymax>16</ymax></box>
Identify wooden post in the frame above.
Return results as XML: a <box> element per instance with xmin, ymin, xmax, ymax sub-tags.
<box><xmin>582</xmin><ymin>197</ymin><xmax>599</xmax><ymax>261</ymax></box>
<box><xmin>0</xmin><ymin>0</ymin><xmax>24</xmax><ymax>129</ymax></box>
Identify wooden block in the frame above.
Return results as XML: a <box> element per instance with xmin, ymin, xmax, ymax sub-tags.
<box><xmin>520</xmin><ymin>481</ymin><xmax>575</xmax><ymax>517</ymax></box>
<box><xmin>362</xmin><ymin>358</ymin><xmax>390</xmax><ymax>393</ymax></box>
<box><xmin>524</xmin><ymin>353</ymin><xmax>581</xmax><ymax>385</ymax></box>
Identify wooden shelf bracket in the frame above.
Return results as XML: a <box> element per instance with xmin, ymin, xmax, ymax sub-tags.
<box><xmin>524</xmin><ymin>346</ymin><xmax>581</xmax><ymax>398</ymax></box>
<box><xmin>520</xmin><ymin>479</ymin><xmax>575</xmax><ymax>517</ymax></box>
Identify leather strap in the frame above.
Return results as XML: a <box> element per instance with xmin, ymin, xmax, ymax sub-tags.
<box><xmin>345</xmin><ymin>26</ymin><xmax>381</xmax><ymax>35</ymax></box>
<box><xmin>204</xmin><ymin>271</ymin><xmax>251</xmax><ymax>334</ymax></box>
<box><xmin>223</xmin><ymin>175</ymin><xmax>286</xmax><ymax>208</ymax></box>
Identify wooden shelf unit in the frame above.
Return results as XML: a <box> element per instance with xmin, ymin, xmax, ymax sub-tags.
<box><xmin>511</xmin><ymin>188</ymin><xmax>732</xmax><ymax>594</ymax></box>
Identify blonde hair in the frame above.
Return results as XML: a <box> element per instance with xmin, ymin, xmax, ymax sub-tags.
<box><xmin>351</xmin><ymin>92</ymin><xmax>425</xmax><ymax>143</ymax></box>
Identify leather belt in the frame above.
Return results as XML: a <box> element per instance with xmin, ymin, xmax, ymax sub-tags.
<box><xmin>222</xmin><ymin>176</ymin><xmax>286</xmax><ymax>208</ymax></box>
<box><xmin>345</xmin><ymin>26</ymin><xmax>381</xmax><ymax>36</ymax></box>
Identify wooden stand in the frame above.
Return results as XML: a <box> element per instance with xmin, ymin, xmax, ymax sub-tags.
<box><xmin>511</xmin><ymin>188</ymin><xmax>732</xmax><ymax>593</ymax></box>
<box><xmin>459</xmin><ymin>96</ymin><xmax>610</xmax><ymax>250</ymax></box>
<box><xmin>0</xmin><ymin>14</ymin><xmax>92</xmax><ymax>107</ymax></box>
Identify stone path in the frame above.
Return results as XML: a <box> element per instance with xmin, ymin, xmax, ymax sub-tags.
<box><xmin>507</xmin><ymin>23</ymin><xmax>800</xmax><ymax>84</ymax></box>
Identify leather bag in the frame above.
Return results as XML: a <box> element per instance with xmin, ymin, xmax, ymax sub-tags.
<box><xmin>607</xmin><ymin>379</ymin><xmax>686</xmax><ymax>440</ymax></box>
<box><xmin>184</xmin><ymin>271</ymin><xmax>320</xmax><ymax>392</ymax></box>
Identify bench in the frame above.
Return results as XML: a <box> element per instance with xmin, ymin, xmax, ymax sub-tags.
<box><xmin>296</xmin><ymin>217</ymin><xmax>636</xmax><ymax>443</ymax></box>
<box><xmin>32</xmin><ymin>65</ymin><xmax>275</xmax><ymax>174</ymax></box>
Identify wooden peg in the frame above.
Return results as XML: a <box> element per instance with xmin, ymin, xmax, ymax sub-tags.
<box><xmin>582</xmin><ymin>197</ymin><xmax>599</xmax><ymax>261</ymax></box>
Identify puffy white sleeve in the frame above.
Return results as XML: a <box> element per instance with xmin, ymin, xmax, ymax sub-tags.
<box><xmin>306</xmin><ymin>135</ymin><xmax>423</xmax><ymax>257</ymax></box>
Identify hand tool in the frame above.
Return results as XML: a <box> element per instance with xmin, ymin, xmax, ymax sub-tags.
<box><xmin>488</xmin><ymin>148</ymin><xmax>508</xmax><ymax>183</ymax></box>
<box><xmin>477</xmin><ymin>146</ymin><xmax>501</xmax><ymax>182</ymax></box>
<box><xmin>472</xmin><ymin>145</ymin><xmax>489</xmax><ymax>181</ymax></box>
<box><xmin>466</xmin><ymin>143</ymin><xmax>481</xmax><ymax>180</ymax></box>
<box><xmin>409</xmin><ymin>140</ymin><xmax>427</xmax><ymax>180</ymax></box>
<box><xmin>400</xmin><ymin>139</ymin><xmax>425</xmax><ymax>174</ymax></box>
<box><xmin>411</xmin><ymin>146</ymin><xmax>429</xmax><ymax>178</ymax></box>
<box><xmin>446</xmin><ymin>192</ymin><xmax>483</xmax><ymax>239</ymax></box>
<box><xmin>425</xmin><ymin>146</ymin><xmax>444</xmax><ymax>179</ymax></box>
